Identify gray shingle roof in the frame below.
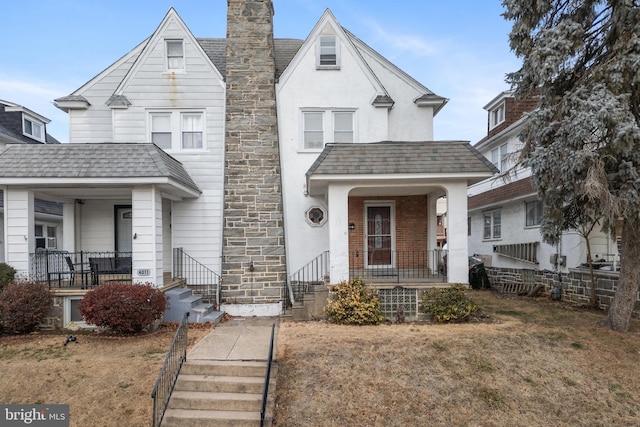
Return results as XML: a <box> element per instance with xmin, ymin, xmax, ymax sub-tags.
<box><xmin>197</xmin><ymin>38</ymin><xmax>303</xmax><ymax>79</ymax></box>
<box><xmin>307</xmin><ymin>141</ymin><xmax>499</xmax><ymax>176</ymax></box>
<box><xmin>0</xmin><ymin>190</ymin><xmax>63</xmax><ymax>215</ymax></box>
<box><xmin>0</xmin><ymin>143</ymin><xmax>200</xmax><ymax>193</ymax></box>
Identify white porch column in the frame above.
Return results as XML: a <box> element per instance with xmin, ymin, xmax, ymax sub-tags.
<box><xmin>4</xmin><ymin>188</ymin><xmax>35</xmax><ymax>277</ymax></box>
<box><xmin>427</xmin><ymin>195</ymin><xmax>438</xmax><ymax>253</ymax></box>
<box><xmin>445</xmin><ymin>182</ymin><xmax>469</xmax><ymax>284</ymax></box>
<box><xmin>131</xmin><ymin>186</ymin><xmax>163</xmax><ymax>287</ymax></box>
<box><xmin>327</xmin><ymin>184</ymin><xmax>351</xmax><ymax>284</ymax></box>
<box><xmin>62</xmin><ymin>201</ymin><xmax>75</xmax><ymax>253</ymax></box>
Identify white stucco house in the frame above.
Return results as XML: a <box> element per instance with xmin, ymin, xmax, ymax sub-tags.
<box><xmin>468</xmin><ymin>91</ymin><xmax>620</xmax><ymax>281</ymax></box>
<box><xmin>0</xmin><ymin>1</ymin><xmax>497</xmax><ymax>324</ymax></box>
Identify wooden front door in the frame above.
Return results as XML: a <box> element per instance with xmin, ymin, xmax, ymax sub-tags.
<box><xmin>366</xmin><ymin>205</ymin><xmax>393</xmax><ymax>267</ymax></box>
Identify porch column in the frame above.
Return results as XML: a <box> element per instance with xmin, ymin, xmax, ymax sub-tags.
<box><xmin>62</xmin><ymin>201</ymin><xmax>75</xmax><ymax>252</ymax></box>
<box><xmin>327</xmin><ymin>184</ymin><xmax>351</xmax><ymax>284</ymax></box>
<box><xmin>131</xmin><ymin>186</ymin><xmax>163</xmax><ymax>287</ymax></box>
<box><xmin>427</xmin><ymin>196</ymin><xmax>438</xmax><ymax>252</ymax></box>
<box><xmin>4</xmin><ymin>188</ymin><xmax>35</xmax><ymax>277</ymax></box>
<box><xmin>445</xmin><ymin>182</ymin><xmax>469</xmax><ymax>284</ymax></box>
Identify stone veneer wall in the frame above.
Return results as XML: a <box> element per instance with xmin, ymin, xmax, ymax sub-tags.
<box><xmin>487</xmin><ymin>266</ymin><xmax>640</xmax><ymax>317</ymax></box>
<box><xmin>222</xmin><ymin>0</ymin><xmax>286</xmax><ymax>304</ymax></box>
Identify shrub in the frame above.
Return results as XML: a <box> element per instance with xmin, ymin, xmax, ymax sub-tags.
<box><xmin>0</xmin><ymin>263</ymin><xmax>16</xmax><ymax>293</ymax></box>
<box><xmin>0</xmin><ymin>280</ymin><xmax>52</xmax><ymax>334</ymax></box>
<box><xmin>79</xmin><ymin>282</ymin><xmax>167</xmax><ymax>334</ymax></box>
<box><xmin>420</xmin><ymin>284</ymin><xmax>478</xmax><ymax>323</ymax></box>
<box><xmin>325</xmin><ymin>277</ymin><xmax>385</xmax><ymax>325</ymax></box>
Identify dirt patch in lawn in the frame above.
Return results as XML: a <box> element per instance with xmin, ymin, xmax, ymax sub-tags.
<box><xmin>0</xmin><ymin>322</ymin><xmax>213</xmax><ymax>427</ymax></box>
<box><xmin>274</xmin><ymin>290</ymin><xmax>640</xmax><ymax>427</ymax></box>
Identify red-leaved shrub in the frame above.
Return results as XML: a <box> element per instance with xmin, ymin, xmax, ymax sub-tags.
<box><xmin>0</xmin><ymin>280</ymin><xmax>52</xmax><ymax>334</ymax></box>
<box><xmin>79</xmin><ymin>282</ymin><xmax>167</xmax><ymax>334</ymax></box>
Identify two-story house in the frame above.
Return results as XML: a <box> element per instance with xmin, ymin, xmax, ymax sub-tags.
<box><xmin>468</xmin><ymin>91</ymin><xmax>620</xmax><ymax>288</ymax></box>
<box><xmin>0</xmin><ymin>0</ymin><xmax>497</xmax><ymax>323</ymax></box>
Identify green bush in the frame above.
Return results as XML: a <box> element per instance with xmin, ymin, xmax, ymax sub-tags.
<box><xmin>0</xmin><ymin>263</ymin><xmax>16</xmax><ymax>292</ymax></box>
<box><xmin>420</xmin><ymin>284</ymin><xmax>478</xmax><ymax>323</ymax></box>
<box><xmin>79</xmin><ymin>282</ymin><xmax>167</xmax><ymax>334</ymax></box>
<box><xmin>325</xmin><ymin>277</ymin><xmax>385</xmax><ymax>325</ymax></box>
<box><xmin>0</xmin><ymin>280</ymin><xmax>52</xmax><ymax>334</ymax></box>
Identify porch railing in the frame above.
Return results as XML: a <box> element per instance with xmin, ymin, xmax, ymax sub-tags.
<box><xmin>151</xmin><ymin>312</ymin><xmax>189</xmax><ymax>427</ymax></box>
<box><xmin>173</xmin><ymin>248</ymin><xmax>221</xmax><ymax>308</ymax></box>
<box><xmin>286</xmin><ymin>251</ymin><xmax>330</xmax><ymax>306</ymax></box>
<box><xmin>29</xmin><ymin>250</ymin><xmax>133</xmax><ymax>289</ymax></box>
<box><xmin>349</xmin><ymin>250</ymin><xmax>446</xmax><ymax>283</ymax></box>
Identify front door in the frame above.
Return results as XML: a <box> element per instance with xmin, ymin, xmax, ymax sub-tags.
<box><xmin>366</xmin><ymin>204</ymin><xmax>393</xmax><ymax>267</ymax></box>
<box><xmin>115</xmin><ymin>205</ymin><xmax>132</xmax><ymax>253</ymax></box>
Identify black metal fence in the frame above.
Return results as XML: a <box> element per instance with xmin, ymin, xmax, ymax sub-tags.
<box><xmin>173</xmin><ymin>248</ymin><xmax>221</xmax><ymax>308</ymax></box>
<box><xmin>349</xmin><ymin>250</ymin><xmax>447</xmax><ymax>283</ymax></box>
<box><xmin>151</xmin><ymin>312</ymin><xmax>189</xmax><ymax>427</ymax></box>
<box><xmin>29</xmin><ymin>250</ymin><xmax>133</xmax><ymax>289</ymax></box>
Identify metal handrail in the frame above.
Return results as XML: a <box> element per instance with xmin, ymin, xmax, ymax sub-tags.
<box><xmin>173</xmin><ymin>247</ymin><xmax>221</xmax><ymax>307</ymax></box>
<box><xmin>151</xmin><ymin>312</ymin><xmax>189</xmax><ymax>427</ymax></box>
<box><xmin>260</xmin><ymin>323</ymin><xmax>276</xmax><ymax>427</ymax></box>
<box><xmin>287</xmin><ymin>251</ymin><xmax>330</xmax><ymax>305</ymax></box>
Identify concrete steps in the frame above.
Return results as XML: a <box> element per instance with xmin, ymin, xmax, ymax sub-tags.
<box><xmin>162</xmin><ymin>360</ymin><xmax>275</xmax><ymax>427</ymax></box>
<box><xmin>164</xmin><ymin>287</ymin><xmax>223</xmax><ymax>324</ymax></box>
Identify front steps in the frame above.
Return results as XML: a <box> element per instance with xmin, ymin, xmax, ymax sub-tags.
<box><xmin>164</xmin><ymin>287</ymin><xmax>224</xmax><ymax>324</ymax></box>
<box><xmin>162</xmin><ymin>360</ymin><xmax>276</xmax><ymax>427</ymax></box>
<box><xmin>288</xmin><ymin>282</ymin><xmax>329</xmax><ymax>321</ymax></box>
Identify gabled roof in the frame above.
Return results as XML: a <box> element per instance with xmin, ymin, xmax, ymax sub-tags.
<box><xmin>0</xmin><ymin>143</ymin><xmax>200</xmax><ymax>197</ymax></box>
<box><xmin>307</xmin><ymin>141</ymin><xmax>498</xmax><ymax>176</ymax></box>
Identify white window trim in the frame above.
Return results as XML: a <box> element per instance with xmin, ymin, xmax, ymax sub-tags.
<box><xmin>23</xmin><ymin>115</ymin><xmax>45</xmax><ymax>142</ymax></box>
<box><xmin>305</xmin><ymin>206</ymin><xmax>327</xmax><ymax>227</ymax></box>
<box><xmin>148</xmin><ymin>110</ymin><xmax>206</xmax><ymax>152</ymax></box>
<box><xmin>489</xmin><ymin>102</ymin><xmax>506</xmax><ymax>129</ymax></box>
<box><xmin>300</xmin><ymin>108</ymin><xmax>356</xmax><ymax>152</ymax></box>
<box><xmin>483</xmin><ymin>209</ymin><xmax>502</xmax><ymax>240</ymax></box>
<box><xmin>64</xmin><ymin>296</ymin><xmax>91</xmax><ymax>329</ymax></box>
<box><xmin>316</xmin><ymin>35</ymin><xmax>340</xmax><ymax>69</ymax></box>
<box><xmin>491</xmin><ymin>143</ymin><xmax>508</xmax><ymax>172</ymax></box>
<box><xmin>165</xmin><ymin>39</ymin><xmax>185</xmax><ymax>73</ymax></box>
<box><xmin>525</xmin><ymin>200</ymin><xmax>543</xmax><ymax>228</ymax></box>
<box><xmin>35</xmin><ymin>222</ymin><xmax>57</xmax><ymax>249</ymax></box>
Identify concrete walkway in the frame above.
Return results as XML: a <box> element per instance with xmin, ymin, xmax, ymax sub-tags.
<box><xmin>188</xmin><ymin>316</ymin><xmax>279</xmax><ymax>362</ymax></box>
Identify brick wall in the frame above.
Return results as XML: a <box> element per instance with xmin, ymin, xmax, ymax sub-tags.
<box><xmin>487</xmin><ymin>266</ymin><xmax>640</xmax><ymax>317</ymax></box>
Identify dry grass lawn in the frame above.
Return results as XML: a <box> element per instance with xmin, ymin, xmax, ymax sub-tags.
<box><xmin>274</xmin><ymin>290</ymin><xmax>640</xmax><ymax>427</ymax></box>
<box><xmin>0</xmin><ymin>322</ymin><xmax>213</xmax><ymax>427</ymax></box>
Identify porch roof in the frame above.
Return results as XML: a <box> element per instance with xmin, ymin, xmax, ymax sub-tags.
<box><xmin>306</xmin><ymin>141</ymin><xmax>498</xmax><ymax>195</ymax></box>
<box><xmin>0</xmin><ymin>143</ymin><xmax>201</xmax><ymax>198</ymax></box>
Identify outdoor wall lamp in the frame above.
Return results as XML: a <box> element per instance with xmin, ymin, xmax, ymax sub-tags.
<box><xmin>348</xmin><ymin>223</ymin><xmax>355</xmax><ymax>230</ymax></box>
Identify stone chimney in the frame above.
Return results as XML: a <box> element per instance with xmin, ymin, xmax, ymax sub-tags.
<box><xmin>222</xmin><ymin>0</ymin><xmax>287</xmax><ymax>308</ymax></box>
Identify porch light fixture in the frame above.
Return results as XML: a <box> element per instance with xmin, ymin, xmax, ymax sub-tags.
<box><xmin>348</xmin><ymin>223</ymin><xmax>355</xmax><ymax>230</ymax></box>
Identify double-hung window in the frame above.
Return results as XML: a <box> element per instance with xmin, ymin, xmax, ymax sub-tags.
<box><xmin>483</xmin><ymin>210</ymin><xmax>501</xmax><ymax>240</ymax></box>
<box><xmin>302</xmin><ymin>109</ymin><xmax>354</xmax><ymax>150</ymax></box>
<box><xmin>166</xmin><ymin>39</ymin><xmax>184</xmax><ymax>71</ymax></box>
<box><xmin>150</xmin><ymin>111</ymin><xmax>204</xmax><ymax>151</ymax></box>
<box><xmin>317</xmin><ymin>35</ymin><xmax>339</xmax><ymax>68</ymax></box>
<box><xmin>35</xmin><ymin>224</ymin><xmax>57</xmax><ymax>249</ymax></box>
<box><xmin>23</xmin><ymin>116</ymin><xmax>44</xmax><ymax>142</ymax></box>
<box><xmin>490</xmin><ymin>102</ymin><xmax>505</xmax><ymax>129</ymax></box>
<box><xmin>491</xmin><ymin>143</ymin><xmax>508</xmax><ymax>172</ymax></box>
<box><xmin>525</xmin><ymin>200</ymin><xmax>543</xmax><ymax>227</ymax></box>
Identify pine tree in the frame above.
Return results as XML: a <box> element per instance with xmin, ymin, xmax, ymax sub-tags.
<box><xmin>502</xmin><ymin>0</ymin><xmax>640</xmax><ymax>331</ymax></box>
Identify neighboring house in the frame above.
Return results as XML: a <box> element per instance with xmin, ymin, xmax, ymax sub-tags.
<box><xmin>0</xmin><ymin>100</ymin><xmax>62</xmax><ymax>263</ymax></box>
<box><xmin>0</xmin><ymin>1</ymin><xmax>496</xmax><ymax>322</ymax></box>
<box><xmin>468</xmin><ymin>91</ymin><xmax>620</xmax><ymax>279</ymax></box>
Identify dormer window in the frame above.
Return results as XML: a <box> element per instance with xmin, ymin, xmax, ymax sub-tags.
<box><xmin>166</xmin><ymin>39</ymin><xmax>184</xmax><ymax>71</ymax></box>
<box><xmin>23</xmin><ymin>116</ymin><xmax>44</xmax><ymax>142</ymax></box>
<box><xmin>490</xmin><ymin>103</ymin><xmax>506</xmax><ymax>129</ymax></box>
<box><xmin>317</xmin><ymin>35</ymin><xmax>339</xmax><ymax>69</ymax></box>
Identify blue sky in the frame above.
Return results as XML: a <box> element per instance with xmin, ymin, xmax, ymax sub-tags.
<box><xmin>0</xmin><ymin>0</ymin><xmax>520</xmax><ymax>144</ymax></box>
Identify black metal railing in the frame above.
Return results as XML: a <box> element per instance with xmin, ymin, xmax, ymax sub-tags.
<box><xmin>29</xmin><ymin>250</ymin><xmax>133</xmax><ymax>289</ymax></box>
<box><xmin>349</xmin><ymin>250</ymin><xmax>446</xmax><ymax>283</ymax></box>
<box><xmin>260</xmin><ymin>323</ymin><xmax>276</xmax><ymax>427</ymax></box>
<box><xmin>173</xmin><ymin>247</ymin><xmax>221</xmax><ymax>308</ymax></box>
<box><xmin>151</xmin><ymin>312</ymin><xmax>189</xmax><ymax>427</ymax></box>
<box><xmin>286</xmin><ymin>251</ymin><xmax>330</xmax><ymax>306</ymax></box>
